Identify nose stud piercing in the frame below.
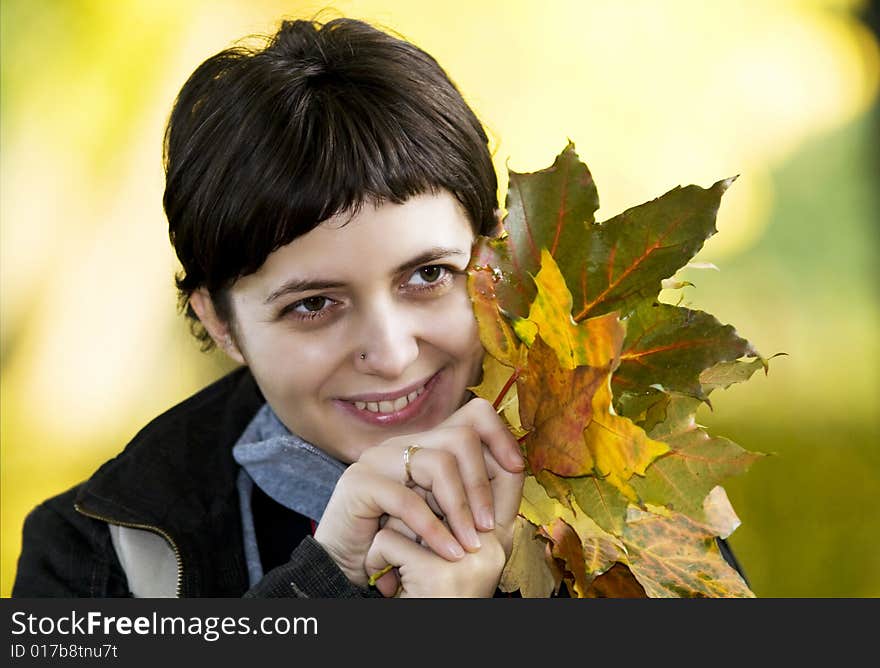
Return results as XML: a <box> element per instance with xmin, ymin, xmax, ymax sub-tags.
<box><xmin>359</xmin><ymin>352</ymin><xmax>367</xmax><ymax>360</ymax></box>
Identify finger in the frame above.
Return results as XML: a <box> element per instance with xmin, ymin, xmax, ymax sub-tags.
<box><xmin>364</xmin><ymin>531</ymin><xmax>401</xmax><ymax>597</ymax></box>
<box><xmin>382</xmin><ymin>515</ymin><xmax>419</xmax><ymax>543</ymax></box>
<box><xmin>358</xmin><ymin>443</ymin><xmax>482</xmax><ymax>551</ymax></box>
<box><xmin>443</xmin><ymin>397</ymin><xmax>526</xmax><ymax>474</ymax></box>
<box><xmin>424</xmin><ymin>491</ymin><xmax>443</xmax><ymax>519</ymax></box>
<box><xmin>345</xmin><ymin>467</ymin><xmax>466</xmax><ymax>561</ymax></box>
<box><xmin>365</xmin><ymin>433</ymin><xmax>492</xmax><ymax>537</ymax></box>
<box><xmin>419</xmin><ymin>426</ymin><xmax>495</xmax><ymax>532</ymax></box>
<box><xmin>407</xmin><ymin>446</ymin><xmax>482</xmax><ymax>552</ymax></box>
<box><xmin>365</xmin><ymin>528</ymin><xmax>440</xmax><ymax>598</ymax></box>
<box><xmin>402</xmin><ymin>488</ymin><xmax>448</xmax><ymax>535</ymax></box>
<box><xmin>483</xmin><ymin>451</ymin><xmax>525</xmax><ymax>529</ymax></box>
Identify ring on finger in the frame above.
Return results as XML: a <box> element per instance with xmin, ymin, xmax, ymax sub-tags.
<box><xmin>403</xmin><ymin>444</ymin><xmax>421</xmax><ymax>487</ymax></box>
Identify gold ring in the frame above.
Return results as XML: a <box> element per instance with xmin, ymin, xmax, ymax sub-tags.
<box><xmin>403</xmin><ymin>445</ymin><xmax>421</xmax><ymax>487</ymax></box>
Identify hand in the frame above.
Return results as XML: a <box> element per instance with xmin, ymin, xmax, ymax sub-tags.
<box><xmin>363</xmin><ymin>444</ymin><xmax>524</xmax><ymax>597</ymax></box>
<box><xmin>314</xmin><ymin>397</ymin><xmax>525</xmax><ymax>586</ymax></box>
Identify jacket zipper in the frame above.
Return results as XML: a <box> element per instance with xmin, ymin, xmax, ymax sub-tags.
<box><xmin>74</xmin><ymin>503</ymin><xmax>183</xmax><ymax>597</ymax></box>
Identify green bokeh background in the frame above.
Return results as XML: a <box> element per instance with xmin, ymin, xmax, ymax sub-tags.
<box><xmin>694</xmin><ymin>103</ymin><xmax>880</xmax><ymax>596</ymax></box>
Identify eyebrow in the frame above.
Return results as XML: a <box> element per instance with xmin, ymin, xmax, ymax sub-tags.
<box><xmin>263</xmin><ymin>246</ymin><xmax>469</xmax><ymax>304</ymax></box>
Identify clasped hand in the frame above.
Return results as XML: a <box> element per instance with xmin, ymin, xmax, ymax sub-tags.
<box><xmin>314</xmin><ymin>398</ymin><xmax>525</xmax><ymax>597</ymax></box>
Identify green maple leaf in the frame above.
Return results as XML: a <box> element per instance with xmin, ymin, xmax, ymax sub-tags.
<box><xmin>477</xmin><ymin>142</ymin><xmax>600</xmax><ymax>321</ymax></box>
<box><xmin>567</xmin><ymin>177</ymin><xmax>733</xmax><ymax>323</ymax></box>
<box><xmin>614</xmin><ymin>301</ymin><xmax>758</xmax><ymax>403</ymax></box>
<box><xmin>629</xmin><ymin>394</ymin><xmax>765</xmax><ymax>524</ymax></box>
<box><xmin>476</xmin><ymin>141</ymin><xmax>731</xmax><ymax>325</ymax></box>
<box><xmin>563</xmin><ymin>472</ymin><xmax>630</xmax><ymax>536</ymax></box>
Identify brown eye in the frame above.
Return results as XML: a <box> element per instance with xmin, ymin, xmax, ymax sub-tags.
<box><xmin>418</xmin><ymin>266</ymin><xmax>443</xmax><ymax>282</ymax></box>
<box><xmin>299</xmin><ymin>296</ymin><xmax>327</xmax><ymax>312</ymax></box>
<box><xmin>282</xmin><ymin>295</ymin><xmax>340</xmax><ymax>322</ymax></box>
<box><xmin>404</xmin><ymin>265</ymin><xmax>453</xmax><ymax>291</ymax></box>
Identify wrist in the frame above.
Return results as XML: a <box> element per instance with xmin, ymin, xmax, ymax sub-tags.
<box><xmin>312</xmin><ymin>531</ymin><xmax>369</xmax><ymax>586</ymax></box>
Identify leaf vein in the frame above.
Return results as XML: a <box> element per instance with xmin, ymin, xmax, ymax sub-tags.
<box><xmin>574</xmin><ymin>215</ymin><xmax>690</xmax><ymax>321</ymax></box>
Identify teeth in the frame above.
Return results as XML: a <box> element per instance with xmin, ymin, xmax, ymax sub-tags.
<box><xmin>353</xmin><ymin>383</ymin><xmax>426</xmax><ymax>413</ymax></box>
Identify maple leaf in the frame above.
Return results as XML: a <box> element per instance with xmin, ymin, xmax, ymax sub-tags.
<box><xmin>613</xmin><ymin>301</ymin><xmax>758</xmax><ymax>403</ymax></box>
<box><xmin>539</xmin><ymin>518</ymin><xmax>593</xmax><ymax>597</ymax></box>
<box><xmin>466</xmin><ymin>144</ymin><xmax>771</xmax><ymax>598</ymax></box>
<box><xmin>622</xmin><ymin>507</ymin><xmax>754</xmax><ymax>598</ymax></box>
<box><xmin>562</xmin><ymin>472</ymin><xmax>630</xmax><ymax>535</ymax></box>
<box><xmin>476</xmin><ymin>142</ymin><xmax>600</xmax><ymax>321</ymax></box>
<box><xmin>510</xmin><ymin>250</ymin><xmax>668</xmax><ymax>488</ymax></box>
<box><xmin>468</xmin><ymin>254</ymin><xmax>527</xmax><ymax>370</ymax></box>
<box><xmin>517</xmin><ymin>335</ymin><xmax>607</xmax><ymax>477</ymax></box>
<box><xmin>629</xmin><ymin>393</ymin><xmax>764</xmax><ymax>524</ymax></box>
<box><xmin>476</xmin><ymin>143</ymin><xmax>732</xmax><ymax>325</ymax></box>
<box><xmin>498</xmin><ymin>517</ymin><xmax>558</xmax><ymax>598</ymax></box>
<box><xmin>512</xmin><ymin>249</ymin><xmax>624</xmax><ymax>370</ymax></box>
<box><xmin>518</xmin><ymin>472</ymin><xmax>572</xmax><ymax>527</ymax></box>
<box><xmin>567</xmin><ymin>178</ymin><xmax>733</xmax><ymax>323</ymax></box>
<box><xmin>699</xmin><ymin>354</ymin><xmax>786</xmax><ymax>392</ymax></box>
<box><xmin>582</xmin><ymin>380</ymin><xmax>670</xmax><ymax>498</ymax></box>
<box><xmin>619</xmin><ymin>389</ymin><xmax>672</xmax><ymax>432</ymax></box>
<box><xmin>514</xmin><ymin>476</ymin><xmax>627</xmax><ymax>596</ymax></box>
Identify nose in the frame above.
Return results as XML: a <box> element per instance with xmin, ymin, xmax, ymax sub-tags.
<box><xmin>354</xmin><ymin>298</ymin><xmax>419</xmax><ymax>378</ymax></box>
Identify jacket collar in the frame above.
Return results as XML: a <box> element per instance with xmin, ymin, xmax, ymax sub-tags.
<box><xmin>74</xmin><ymin>366</ymin><xmax>265</xmax><ymax>595</ymax></box>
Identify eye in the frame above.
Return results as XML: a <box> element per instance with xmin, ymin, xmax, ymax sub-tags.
<box><xmin>407</xmin><ymin>265</ymin><xmax>449</xmax><ymax>286</ymax></box>
<box><xmin>280</xmin><ymin>295</ymin><xmax>339</xmax><ymax>322</ymax></box>
<box><xmin>296</xmin><ymin>296</ymin><xmax>329</xmax><ymax>313</ymax></box>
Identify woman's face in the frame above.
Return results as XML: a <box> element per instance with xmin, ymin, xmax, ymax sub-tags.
<box><xmin>224</xmin><ymin>191</ymin><xmax>484</xmax><ymax>463</ymax></box>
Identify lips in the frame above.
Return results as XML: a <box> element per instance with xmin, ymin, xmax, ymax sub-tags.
<box><xmin>353</xmin><ymin>385</ymin><xmax>425</xmax><ymax>413</ymax></box>
<box><xmin>334</xmin><ymin>370</ymin><xmax>443</xmax><ymax>426</ymax></box>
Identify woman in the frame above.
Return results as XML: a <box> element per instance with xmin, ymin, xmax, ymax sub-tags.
<box><xmin>12</xmin><ymin>17</ymin><xmax>525</xmax><ymax>598</ymax></box>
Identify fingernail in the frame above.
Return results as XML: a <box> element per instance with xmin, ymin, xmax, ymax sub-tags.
<box><xmin>448</xmin><ymin>542</ymin><xmax>465</xmax><ymax>559</ymax></box>
<box><xmin>477</xmin><ymin>507</ymin><xmax>495</xmax><ymax>531</ymax></box>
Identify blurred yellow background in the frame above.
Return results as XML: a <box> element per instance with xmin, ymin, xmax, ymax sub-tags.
<box><xmin>2</xmin><ymin>0</ymin><xmax>878</xmax><ymax>597</ymax></box>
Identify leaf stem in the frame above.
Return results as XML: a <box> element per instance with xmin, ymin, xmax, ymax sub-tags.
<box><xmin>493</xmin><ymin>369</ymin><xmax>520</xmax><ymax>410</ymax></box>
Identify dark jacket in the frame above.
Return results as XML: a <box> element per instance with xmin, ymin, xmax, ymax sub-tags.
<box><xmin>12</xmin><ymin>367</ymin><xmax>376</xmax><ymax>598</ymax></box>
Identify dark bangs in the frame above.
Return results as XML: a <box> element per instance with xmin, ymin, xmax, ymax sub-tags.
<box><xmin>165</xmin><ymin>18</ymin><xmax>498</xmax><ymax>304</ymax></box>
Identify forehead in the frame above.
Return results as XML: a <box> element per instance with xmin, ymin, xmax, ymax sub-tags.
<box><xmin>252</xmin><ymin>191</ymin><xmax>475</xmax><ymax>283</ymax></box>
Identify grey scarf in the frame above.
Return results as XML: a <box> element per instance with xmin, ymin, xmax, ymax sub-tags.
<box><xmin>232</xmin><ymin>403</ymin><xmax>347</xmax><ymax>586</ymax></box>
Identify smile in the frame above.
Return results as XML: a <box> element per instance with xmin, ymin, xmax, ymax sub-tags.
<box><xmin>352</xmin><ymin>385</ymin><xmax>425</xmax><ymax>414</ymax></box>
<box><xmin>335</xmin><ymin>370</ymin><xmax>444</xmax><ymax>426</ymax></box>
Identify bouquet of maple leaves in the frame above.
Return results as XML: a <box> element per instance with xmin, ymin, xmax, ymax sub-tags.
<box><xmin>467</xmin><ymin>143</ymin><xmax>777</xmax><ymax>598</ymax></box>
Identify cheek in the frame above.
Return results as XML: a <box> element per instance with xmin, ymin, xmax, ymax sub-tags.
<box><xmin>238</xmin><ymin>327</ymin><xmax>341</xmax><ymax>402</ymax></box>
<box><xmin>433</xmin><ymin>294</ymin><xmax>483</xmax><ymax>364</ymax></box>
